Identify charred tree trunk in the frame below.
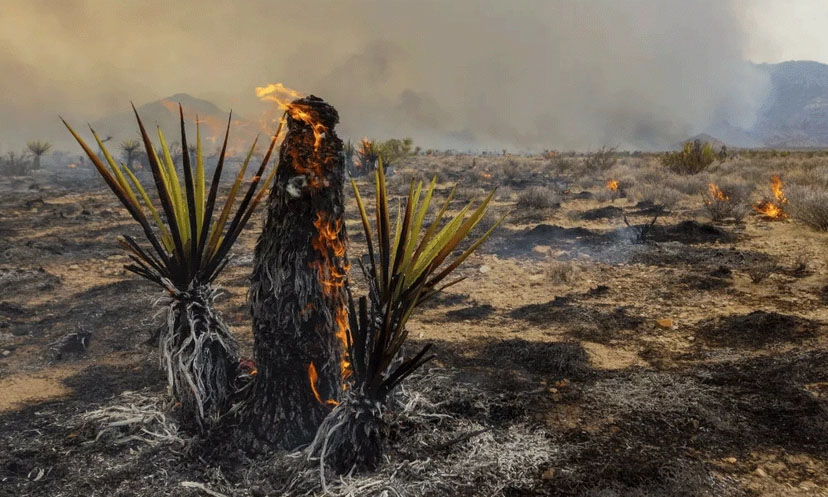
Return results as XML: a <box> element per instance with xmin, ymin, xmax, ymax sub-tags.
<box><xmin>248</xmin><ymin>96</ymin><xmax>348</xmax><ymax>449</ymax></box>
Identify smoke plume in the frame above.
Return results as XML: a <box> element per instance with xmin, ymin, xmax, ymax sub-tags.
<box><xmin>0</xmin><ymin>0</ymin><xmax>768</xmax><ymax>152</ymax></box>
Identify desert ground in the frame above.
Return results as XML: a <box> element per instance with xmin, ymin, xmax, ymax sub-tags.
<box><xmin>1</xmin><ymin>151</ymin><xmax>827</xmax><ymax>496</ymax></box>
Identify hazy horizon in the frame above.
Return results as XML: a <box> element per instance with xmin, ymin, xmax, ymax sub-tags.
<box><xmin>2</xmin><ymin>1</ymin><xmax>828</xmax><ymax>153</ymax></box>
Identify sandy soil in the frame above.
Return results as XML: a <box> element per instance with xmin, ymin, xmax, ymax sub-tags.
<box><xmin>1</xmin><ymin>159</ymin><xmax>827</xmax><ymax>496</ymax></box>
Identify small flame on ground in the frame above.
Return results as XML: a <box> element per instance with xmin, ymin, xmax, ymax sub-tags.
<box><xmin>606</xmin><ymin>179</ymin><xmax>619</xmax><ymax>192</ymax></box>
<box><xmin>705</xmin><ymin>183</ymin><xmax>729</xmax><ymax>203</ymax></box>
<box><xmin>755</xmin><ymin>175</ymin><xmax>787</xmax><ymax>219</ymax></box>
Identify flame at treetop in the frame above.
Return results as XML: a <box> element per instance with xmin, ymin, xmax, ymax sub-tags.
<box><xmin>255</xmin><ymin>82</ymin><xmax>326</xmax><ymax>151</ymax></box>
<box><xmin>606</xmin><ymin>179</ymin><xmax>619</xmax><ymax>192</ymax></box>
<box><xmin>755</xmin><ymin>175</ymin><xmax>787</xmax><ymax>219</ymax></box>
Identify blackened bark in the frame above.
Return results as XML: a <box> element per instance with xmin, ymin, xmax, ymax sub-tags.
<box><xmin>248</xmin><ymin>96</ymin><xmax>348</xmax><ymax>449</ymax></box>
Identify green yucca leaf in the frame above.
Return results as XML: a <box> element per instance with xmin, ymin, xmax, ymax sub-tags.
<box><xmin>178</xmin><ymin>105</ymin><xmax>199</xmax><ymax>273</ymax></box>
<box><xmin>90</xmin><ymin>129</ymin><xmax>140</xmax><ymax>209</ymax></box>
<box><xmin>205</xmin><ymin>135</ymin><xmax>258</xmax><ymax>260</ymax></box>
<box><xmin>197</xmin><ymin>112</ymin><xmax>232</xmax><ymax>265</ymax></box>
<box><xmin>61</xmin><ymin>117</ymin><xmax>172</xmax><ymax>275</ymax></box>
<box><xmin>156</xmin><ymin>126</ymin><xmax>189</xmax><ymax>246</ymax></box>
<box><xmin>204</xmin><ymin>119</ymin><xmax>282</xmax><ymax>281</ymax></box>
<box><xmin>132</xmin><ymin>104</ymin><xmax>186</xmax><ymax>272</ymax></box>
<box><xmin>64</xmin><ymin>104</ymin><xmax>281</xmax><ymax>291</ymax></box>
<box><xmin>348</xmin><ymin>164</ymin><xmax>498</xmax><ymax>401</ymax></box>
<box><xmin>194</xmin><ymin>118</ymin><xmax>206</xmax><ymax>240</ymax></box>
<box><xmin>122</xmin><ymin>164</ymin><xmax>174</xmax><ymax>252</ymax></box>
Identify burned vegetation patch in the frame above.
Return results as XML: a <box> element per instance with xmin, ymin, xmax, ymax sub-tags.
<box><xmin>697</xmin><ymin>310</ymin><xmax>822</xmax><ymax>349</ymax></box>
<box><xmin>0</xmin><ymin>267</ymin><xmax>61</xmax><ymax>296</ymax></box>
<box><xmin>553</xmin><ymin>370</ymin><xmax>747</xmax><ymax>496</ymax></box>
<box><xmin>509</xmin><ymin>296</ymin><xmax>644</xmax><ymax>343</ymax></box>
<box><xmin>579</xmin><ymin>205</ymin><xmax>624</xmax><ymax>220</ymax></box>
<box><xmin>488</xmin><ymin>223</ymin><xmax>602</xmax><ymax>258</ymax></box>
<box><xmin>698</xmin><ymin>350</ymin><xmax>828</xmax><ymax>455</ymax></box>
<box><xmin>444</xmin><ymin>302</ymin><xmax>496</xmax><ymax>321</ymax></box>
<box><xmin>631</xmin><ymin>245</ymin><xmax>776</xmax><ymax>274</ymax></box>
<box><xmin>481</xmin><ymin>339</ymin><xmax>590</xmax><ymax>378</ymax></box>
<box><xmin>648</xmin><ymin>220</ymin><xmax>736</xmax><ymax>245</ymax></box>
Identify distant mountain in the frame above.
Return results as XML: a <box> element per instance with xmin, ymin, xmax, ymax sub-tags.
<box><xmin>751</xmin><ymin>60</ymin><xmax>828</xmax><ymax>148</ymax></box>
<box><xmin>91</xmin><ymin>93</ymin><xmax>261</xmax><ymax>155</ymax></box>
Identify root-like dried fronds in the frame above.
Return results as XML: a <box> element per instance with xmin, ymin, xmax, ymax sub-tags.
<box><xmin>78</xmin><ymin>390</ymin><xmax>187</xmax><ymax>449</ymax></box>
<box><xmin>159</xmin><ymin>285</ymin><xmax>239</xmax><ymax>431</ymax></box>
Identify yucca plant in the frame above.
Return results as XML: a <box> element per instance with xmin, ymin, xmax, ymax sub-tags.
<box><xmin>310</xmin><ymin>161</ymin><xmax>502</xmax><ymax>473</ymax></box>
<box><xmin>26</xmin><ymin>140</ymin><xmax>52</xmax><ymax>170</ymax></box>
<box><xmin>62</xmin><ymin>105</ymin><xmax>281</xmax><ymax>430</ymax></box>
<box><xmin>357</xmin><ymin>138</ymin><xmax>380</xmax><ymax>172</ymax></box>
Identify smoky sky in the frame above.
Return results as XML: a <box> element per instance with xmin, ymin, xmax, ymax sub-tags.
<box><xmin>0</xmin><ymin>0</ymin><xmax>769</xmax><ymax>152</ymax></box>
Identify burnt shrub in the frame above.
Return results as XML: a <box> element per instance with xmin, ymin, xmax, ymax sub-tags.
<box><xmin>788</xmin><ymin>185</ymin><xmax>828</xmax><ymax>231</ymax></box>
<box><xmin>701</xmin><ymin>182</ymin><xmax>750</xmax><ymax>222</ymax></box>
<box><xmin>516</xmin><ymin>186</ymin><xmax>561</xmax><ymax>210</ymax></box>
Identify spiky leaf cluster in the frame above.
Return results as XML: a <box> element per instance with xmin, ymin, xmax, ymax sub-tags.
<box><xmin>63</xmin><ymin>106</ymin><xmax>282</xmax><ymax>291</ymax></box>
<box><xmin>347</xmin><ymin>162</ymin><xmax>501</xmax><ymax>401</ymax></box>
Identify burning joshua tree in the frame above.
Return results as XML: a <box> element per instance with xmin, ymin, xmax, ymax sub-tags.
<box><xmin>249</xmin><ymin>86</ymin><xmax>499</xmax><ymax>471</ymax></box>
<box><xmin>63</xmin><ymin>106</ymin><xmax>280</xmax><ymax>430</ymax></box>
<box><xmin>249</xmin><ymin>93</ymin><xmax>350</xmax><ymax>448</ymax></box>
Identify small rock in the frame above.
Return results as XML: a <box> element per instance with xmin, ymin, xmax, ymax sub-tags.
<box><xmin>754</xmin><ymin>467</ymin><xmax>768</xmax><ymax>477</ymax></box>
<box><xmin>724</xmin><ymin>457</ymin><xmax>737</xmax><ymax>464</ymax></box>
<box><xmin>2</xmin><ymin>350</ymin><xmax>10</xmax><ymax>357</ymax></box>
<box><xmin>657</xmin><ymin>318</ymin><xmax>673</xmax><ymax>329</ymax></box>
<box><xmin>479</xmin><ymin>265</ymin><xmax>491</xmax><ymax>274</ymax></box>
<box><xmin>541</xmin><ymin>468</ymin><xmax>556</xmax><ymax>480</ymax></box>
<box><xmin>533</xmin><ymin>245</ymin><xmax>552</xmax><ymax>256</ymax></box>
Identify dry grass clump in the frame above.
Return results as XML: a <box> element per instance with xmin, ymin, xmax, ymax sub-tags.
<box><xmin>546</xmin><ymin>260</ymin><xmax>575</xmax><ymax>285</ymax></box>
<box><xmin>663</xmin><ymin>172</ymin><xmax>709</xmax><ymax>195</ymax></box>
<box><xmin>746</xmin><ymin>259</ymin><xmax>777</xmax><ymax>284</ymax></box>
<box><xmin>516</xmin><ymin>186</ymin><xmax>561</xmax><ymax>210</ymax></box>
<box><xmin>583</xmin><ymin>146</ymin><xmax>618</xmax><ymax>172</ymax></box>
<box><xmin>628</xmin><ymin>184</ymin><xmax>683</xmax><ymax>210</ymax></box>
<box><xmin>455</xmin><ymin>186</ymin><xmax>488</xmax><ymax>203</ymax></box>
<box><xmin>701</xmin><ymin>181</ymin><xmax>751</xmax><ymax>223</ymax></box>
<box><xmin>501</xmin><ymin>159</ymin><xmax>533</xmax><ymax>183</ymax></box>
<box><xmin>787</xmin><ymin>185</ymin><xmax>828</xmax><ymax>231</ymax></box>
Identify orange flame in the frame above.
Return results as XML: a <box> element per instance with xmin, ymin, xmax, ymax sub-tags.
<box><xmin>606</xmin><ymin>179</ymin><xmax>619</xmax><ymax>192</ymax></box>
<box><xmin>308</xmin><ymin>362</ymin><xmax>338</xmax><ymax>407</ymax></box>
<box><xmin>706</xmin><ymin>183</ymin><xmax>729</xmax><ymax>203</ymax></box>
<box><xmin>771</xmin><ymin>175</ymin><xmax>787</xmax><ymax>205</ymax></box>
<box><xmin>309</xmin><ymin>211</ymin><xmax>353</xmax><ymax>386</ymax></box>
<box><xmin>754</xmin><ymin>175</ymin><xmax>787</xmax><ymax>219</ymax></box>
<box><xmin>256</xmin><ymin>82</ymin><xmax>326</xmax><ymax>151</ymax></box>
